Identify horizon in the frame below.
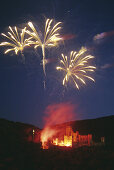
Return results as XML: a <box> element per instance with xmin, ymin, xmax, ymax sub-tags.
<box><xmin>0</xmin><ymin>114</ymin><xmax>114</xmax><ymax>129</ymax></box>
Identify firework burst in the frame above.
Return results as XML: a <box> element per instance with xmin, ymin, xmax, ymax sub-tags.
<box><xmin>56</xmin><ymin>47</ymin><xmax>96</xmax><ymax>89</ymax></box>
<box><xmin>0</xmin><ymin>26</ymin><xmax>31</xmax><ymax>55</ymax></box>
<box><xmin>26</xmin><ymin>18</ymin><xmax>62</xmax><ymax>75</ymax></box>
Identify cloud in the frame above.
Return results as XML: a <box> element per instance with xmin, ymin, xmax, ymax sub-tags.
<box><xmin>101</xmin><ymin>63</ymin><xmax>114</xmax><ymax>69</ymax></box>
<box><xmin>93</xmin><ymin>30</ymin><xmax>114</xmax><ymax>41</ymax></box>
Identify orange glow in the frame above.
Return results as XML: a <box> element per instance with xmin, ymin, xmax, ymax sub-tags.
<box><xmin>41</xmin><ymin>103</ymin><xmax>76</xmax><ymax>149</ymax></box>
<box><xmin>41</xmin><ymin>125</ymin><xmax>92</xmax><ymax>149</ymax></box>
<box><xmin>41</xmin><ymin>127</ymin><xmax>58</xmax><ymax>149</ymax></box>
<box><xmin>52</xmin><ymin>135</ymin><xmax>72</xmax><ymax>147</ymax></box>
<box><xmin>40</xmin><ymin>103</ymin><xmax>92</xmax><ymax>149</ymax></box>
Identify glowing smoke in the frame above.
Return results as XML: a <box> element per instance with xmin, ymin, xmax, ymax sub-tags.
<box><xmin>41</xmin><ymin>102</ymin><xmax>76</xmax><ymax>148</ymax></box>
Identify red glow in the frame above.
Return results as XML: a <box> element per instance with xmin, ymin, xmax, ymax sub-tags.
<box><xmin>43</xmin><ymin>102</ymin><xmax>76</xmax><ymax>126</ymax></box>
<box><xmin>40</xmin><ymin>103</ymin><xmax>92</xmax><ymax>149</ymax></box>
<box><xmin>61</xmin><ymin>34</ymin><xmax>76</xmax><ymax>40</ymax></box>
<box><xmin>41</xmin><ymin>102</ymin><xmax>76</xmax><ymax>149</ymax></box>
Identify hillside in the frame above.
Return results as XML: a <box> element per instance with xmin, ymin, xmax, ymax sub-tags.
<box><xmin>63</xmin><ymin>115</ymin><xmax>114</xmax><ymax>144</ymax></box>
<box><xmin>0</xmin><ymin>118</ymin><xmax>40</xmax><ymax>146</ymax></box>
<box><xmin>0</xmin><ymin>116</ymin><xmax>114</xmax><ymax>170</ymax></box>
<box><xmin>0</xmin><ymin>115</ymin><xmax>114</xmax><ymax>144</ymax></box>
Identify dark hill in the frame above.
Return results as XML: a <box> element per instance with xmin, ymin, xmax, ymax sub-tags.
<box><xmin>0</xmin><ymin>115</ymin><xmax>114</xmax><ymax>145</ymax></box>
<box><xmin>0</xmin><ymin>116</ymin><xmax>114</xmax><ymax>170</ymax></box>
<box><xmin>54</xmin><ymin>115</ymin><xmax>114</xmax><ymax>144</ymax></box>
<box><xmin>0</xmin><ymin>118</ymin><xmax>40</xmax><ymax>146</ymax></box>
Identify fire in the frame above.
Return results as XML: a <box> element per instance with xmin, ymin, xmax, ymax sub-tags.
<box><xmin>41</xmin><ymin>126</ymin><xmax>73</xmax><ymax>149</ymax></box>
<box><xmin>41</xmin><ymin>127</ymin><xmax>58</xmax><ymax>149</ymax></box>
<box><xmin>40</xmin><ymin>102</ymin><xmax>76</xmax><ymax>149</ymax></box>
<box><xmin>41</xmin><ymin>125</ymin><xmax>92</xmax><ymax>149</ymax></box>
<box><xmin>40</xmin><ymin>103</ymin><xmax>92</xmax><ymax>149</ymax></box>
<box><xmin>52</xmin><ymin>135</ymin><xmax>72</xmax><ymax>147</ymax></box>
<box><xmin>51</xmin><ymin>126</ymin><xmax>73</xmax><ymax>147</ymax></box>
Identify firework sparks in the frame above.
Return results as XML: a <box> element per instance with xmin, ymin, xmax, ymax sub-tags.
<box><xmin>0</xmin><ymin>26</ymin><xmax>31</xmax><ymax>55</ymax></box>
<box><xmin>26</xmin><ymin>18</ymin><xmax>62</xmax><ymax>75</ymax></box>
<box><xmin>56</xmin><ymin>47</ymin><xmax>96</xmax><ymax>89</ymax></box>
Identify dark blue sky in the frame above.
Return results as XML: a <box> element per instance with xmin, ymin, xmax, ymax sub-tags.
<box><xmin>0</xmin><ymin>0</ymin><xmax>114</xmax><ymax>128</ymax></box>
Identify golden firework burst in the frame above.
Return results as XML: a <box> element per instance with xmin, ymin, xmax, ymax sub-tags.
<box><xmin>26</xmin><ymin>18</ymin><xmax>62</xmax><ymax>75</ymax></box>
<box><xmin>0</xmin><ymin>26</ymin><xmax>31</xmax><ymax>55</ymax></box>
<box><xmin>56</xmin><ymin>47</ymin><xmax>96</xmax><ymax>89</ymax></box>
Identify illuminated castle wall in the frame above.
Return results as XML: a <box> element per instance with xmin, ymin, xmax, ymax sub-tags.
<box><xmin>52</xmin><ymin>126</ymin><xmax>92</xmax><ymax>147</ymax></box>
<box><xmin>32</xmin><ymin>125</ymin><xmax>92</xmax><ymax>149</ymax></box>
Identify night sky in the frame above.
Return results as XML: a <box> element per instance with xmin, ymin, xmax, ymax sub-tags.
<box><xmin>0</xmin><ymin>0</ymin><xmax>114</xmax><ymax>128</ymax></box>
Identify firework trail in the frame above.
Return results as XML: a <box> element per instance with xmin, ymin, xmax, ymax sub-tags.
<box><xmin>26</xmin><ymin>18</ymin><xmax>62</xmax><ymax>75</ymax></box>
<box><xmin>0</xmin><ymin>26</ymin><xmax>31</xmax><ymax>55</ymax></box>
<box><xmin>56</xmin><ymin>47</ymin><xmax>96</xmax><ymax>89</ymax></box>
